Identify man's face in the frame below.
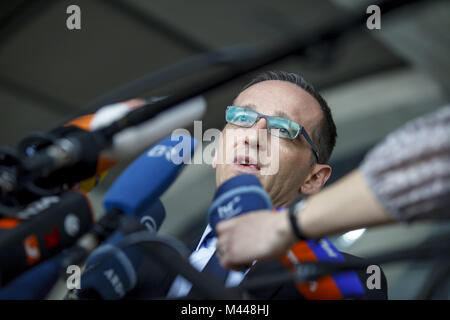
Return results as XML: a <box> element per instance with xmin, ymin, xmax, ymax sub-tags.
<box><xmin>214</xmin><ymin>80</ymin><xmax>324</xmax><ymax>207</ymax></box>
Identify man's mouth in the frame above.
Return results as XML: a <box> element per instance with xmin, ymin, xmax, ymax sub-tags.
<box><xmin>233</xmin><ymin>155</ymin><xmax>260</xmax><ymax>172</ymax></box>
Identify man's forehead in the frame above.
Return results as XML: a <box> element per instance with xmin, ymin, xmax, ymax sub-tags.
<box><xmin>233</xmin><ymin>80</ymin><xmax>322</xmax><ymax>128</ymax></box>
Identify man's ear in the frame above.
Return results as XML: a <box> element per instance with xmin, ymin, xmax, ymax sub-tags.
<box><xmin>299</xmin><ymin>164</ymin><xmax>332</xmax><ymax>195</ymax></box>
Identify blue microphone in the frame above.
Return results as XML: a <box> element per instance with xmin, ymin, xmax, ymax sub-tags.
<box><xmin>104</xmin><ymin>133</ymin><xmax>197</xmax><ymax>214</ymax></box>
<box><xmin>76</xmin><ymin>133</ymin><xmax>197</xmax><ymax>299</ymax></box>
<box><xmin>88</xmin><ymin>133</ymin><xmax>196</xmax><ymax>245</ymax></box>
<box><xmin>77</xmin><ymin>200</ymin><xmax>165</xmax><ymax>300</ymax></box>
<box><xmin>0</xmin><ymin>253</ymin><xmax>63</xmax><ymax>300</ymax></box>
<box><xmin>73</xmin><ymin>132</ymin><xmax>195</xmax><ymax>266</ymax></box>
<box><xmin>208</xmin><ymin>174</ymin><xmax>273</xmax><ymax>235</ymax></box>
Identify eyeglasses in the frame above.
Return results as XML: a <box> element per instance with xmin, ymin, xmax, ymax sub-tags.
<box><xmin>225</xmin><ymin>106</ymin><xmax>320</xmax><ymax>163</ymax></box>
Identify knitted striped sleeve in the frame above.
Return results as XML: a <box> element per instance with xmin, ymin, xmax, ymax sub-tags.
<box><xmin>360</xmin><ymin>105</ymin><xmax>450</xmax><ymax>221</ymax></box>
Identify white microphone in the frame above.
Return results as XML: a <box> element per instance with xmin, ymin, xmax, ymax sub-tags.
<box><xmin>91</xmin><ymin>96</ymin><xmax>206</xmax><ymax>161</ymax></box>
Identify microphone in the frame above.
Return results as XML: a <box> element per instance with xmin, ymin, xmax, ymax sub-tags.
<box><xmin>103</xmin><ymin>133</ymin><xmax>197</xmax><ymax>214</ymax></box>
<box><xmin>0</xmin><ymin>251</ymin><xmax>64</xmax><ymax>300</ymax></box>
<box><xmin>71</xmin><ymin>134</ymin><xmax>197</xmax><ymax>300</ymax></box>
<box><xmin>278</xmin><ymin>236</ymin><xmax>367</xmax><ymax>299</ymax></box>
<box><xmin>208</xmin><ymin>174</ymin><xmax>273</xmax><ymax>235</ymax></box>
<box><xmin>64</xmin><ymin>132</ymin><xmax>197</xmax><ymax>268</ymax></box>
<box><xmin>92</xmin><ymin>96</ymin><xmax>206</xmax><ymax>162</ymax></box>
<box><xmin>77</xmin><ymin>176</ymin><xmax>264</xmax><ymax>300</ymax></box>
<box><xmin>0</xmin><ymin>191</ymin><xmax>94</xmax><ymax>287</ymax></box>
<box><xmin>0</xmin><ymin>133</ymin><xmax>196</xmax><ymax>299</ymax></box>
<box><xmin>206</xmin><ymin>175</ymin><xmax>368</xmax><ymax>299</ymax></box>
<box><xmin>0</xmin><ymin>200</ymin><xmax>164</xmax><ymax>300</ymax></box>
<box><xmin>2</xmin><ymin>96</ymin><xmax>205</xmax><ymax>196</ymax></box>
<box><xmin>76</xmin><ymin>200</ymin><xmax>165</xmax><ymax>300</ymax></box>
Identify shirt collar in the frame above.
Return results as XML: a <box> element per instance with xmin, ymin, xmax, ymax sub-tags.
<box><xmin>195</xmin><ymin>224</ymin><xmax>213</xmax><ymax>251</ymax></box>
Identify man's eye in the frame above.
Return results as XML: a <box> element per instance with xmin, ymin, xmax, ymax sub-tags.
<box><xmin>279</xmin><ymin>128</ymin><xmax>295</xmax><ymax>139</ymax></box>
<box><xmin>237</xmin><ymin>115</ymin><xmax>248</xmax><ymax>121</ymax></box>
<box><xmin>279</xmin><ymin>128</ymin><xmax>291</xmax><ymax>136</ymax></box>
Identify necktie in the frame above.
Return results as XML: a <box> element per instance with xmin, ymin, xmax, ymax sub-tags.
<box><xmin>200</xmin><ymin>230</ymin><xmax>229</xmax><ymax>283</ymax></box>
<box><xmin>184</xmin><ymin>232</ymin><xmax>229</xmax><ymax>298</ymax></box>
<box><xmin>202</xmin><ymin>251</ymin><xmax>229</xmax><ymax>284</ymax></box>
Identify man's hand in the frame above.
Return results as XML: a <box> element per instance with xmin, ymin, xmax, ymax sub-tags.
<box><xmin>216</xmin><ymin>209</ymin><xmax>296</xmax><ymax>270</ymax></box>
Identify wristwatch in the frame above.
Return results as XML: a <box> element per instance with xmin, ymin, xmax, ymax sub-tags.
<box><xmin>288</xmin><ymin>200</ymin><xmax>308</xmax><ymax>241</ymax></box>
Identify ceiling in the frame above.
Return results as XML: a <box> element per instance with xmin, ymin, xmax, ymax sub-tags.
<box><xmin>0</xmin><ymin>0</ymin><xmax>415</xmax><ymax>146</ymax></box>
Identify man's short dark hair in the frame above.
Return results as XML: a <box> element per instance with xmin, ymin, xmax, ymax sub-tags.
<box><xmin>239</xmin><ymin>70</ymin><xmax>337</xmax><ymax>164</ymax></box>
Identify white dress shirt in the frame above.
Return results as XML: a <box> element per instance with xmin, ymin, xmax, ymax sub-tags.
<box><xmin>167</xmin><ymin>224</ymin><xmax>248</xmax><ymax>298</ymax></box>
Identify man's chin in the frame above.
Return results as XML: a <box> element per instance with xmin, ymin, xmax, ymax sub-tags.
<box><xmin>216</xmin><ymin>165</ymin><xmax>262</xmax><ymax>187</ymax></box>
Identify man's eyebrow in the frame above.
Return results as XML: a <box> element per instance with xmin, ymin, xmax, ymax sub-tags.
<box><xmin>238</xmin><ymin>103</ymin><xmax>257</xmax><ymax>111</ymax></box>
<box><xmin>237</xmin><ymin>103</ymin><xmax>290</xmax><ymax>119</ymax></box>
<box><xmin>272</xmin><ymin>110</ymin><xmax>290</xmax><ymax>118</ymax></box>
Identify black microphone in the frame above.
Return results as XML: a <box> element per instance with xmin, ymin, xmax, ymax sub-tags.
<box><xmin>0</xmin><ymin>97</ymin><xmax>205</xmax><ymax>197</ymax></box>
<box><xmin>0</xmin><ymin>191</ymin><xmax>93</xmax><ymax>287</ymax></box>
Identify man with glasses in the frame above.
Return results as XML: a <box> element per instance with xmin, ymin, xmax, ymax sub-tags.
<box><xmin>212</xmin><ymin>71</ymin><xmax>335</xmax><ymax>209</ymax></box>
<box><xmin>164</xmin><ymin>71</ymin><xmax>387</xmax><ymax>300</ymax></box>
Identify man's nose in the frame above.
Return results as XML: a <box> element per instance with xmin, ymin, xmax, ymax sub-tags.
<box><xmin>254</xmin><ymin>117</ymin><xmax>267</xmax><ymax>130</ymax></box>
<box><xmin>244</xmin><ymin>118</ymin><xmax>268</xmax><ymax>149</ymax></box>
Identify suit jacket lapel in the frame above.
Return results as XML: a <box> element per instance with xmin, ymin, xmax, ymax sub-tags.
<box><xmin>241</xmin><ymin>259</ymin><xmax>303</xmax><ymax>300</ymax></box>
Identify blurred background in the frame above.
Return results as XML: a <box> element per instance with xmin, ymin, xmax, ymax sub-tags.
<box><xmin>0</xmin><ymin>0</ymin><xmax>449</xmax><ymax>299</ymax></box>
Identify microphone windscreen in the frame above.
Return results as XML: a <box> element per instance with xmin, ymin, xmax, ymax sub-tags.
<box><xmin>80</xmin><ymin>242</ymin><xmax>142</xmax><ymax>300</ymax></box>
<box><xmin>0</xmin><ymin>191</ymin><xmax>93</xmax><ymax>287</ymax></box>
<box><xmin>137</xmin><ymin>199</ymin><xmax>165</xmax><ymax>233</ymax></box>
<box><xmin>101</xmin><ymin>96</ymin><xmax>206</xmax><ymax>161</ymax></box>
<box><xmin>208</xmin><ymin>174</ymin><xmax>272</xmax><ymax>234</ymax></box>
<box><xmin>0</xmin><ymin>253</ymin><xmax>62</xmax><ymax>299</ymax></box>
<box><xmin>78</xmin><ymin>199</ymin><xmax>166</xmax><ymax>300</ymax></box>
<box><xmin>105</xmin><ymin>199</ymin><xmax>165</xmax><ymax>246</ymax></box>
<box><xmin>103</xmin><ymin>134</ymin><xmax>197</xmax><ymax>215</ymax></box>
